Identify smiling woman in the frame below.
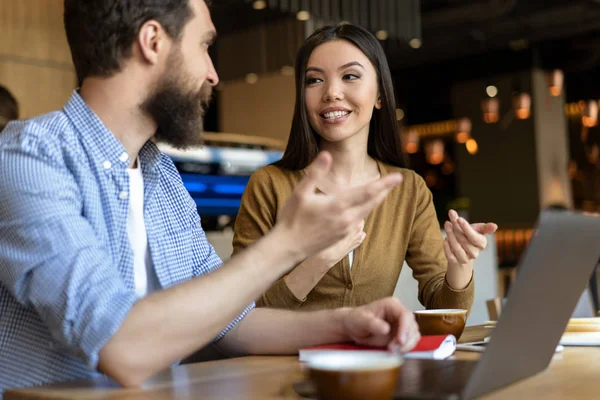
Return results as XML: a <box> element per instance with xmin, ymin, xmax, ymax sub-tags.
<box><xmin>305</xmin><ymin>49</ymin><xmax>381</xmax><ymax>145</ymax></box>
<box><xmin>232</xmin><ymin>23</ymin><xmax>496</xmax><ymax>313</ymax></box>
<box><xmin>277</xmin><ymin>23</ymin><xmax>406</xmax><ymax>171</ymax></box>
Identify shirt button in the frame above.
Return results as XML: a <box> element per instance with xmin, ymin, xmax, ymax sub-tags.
<box><xmin>119</xmin><ymin>191</ymin><xmax>129</xmax><ymax>200</ymax></box>
<box><xmin>103</xmin><ymin>161</ymin><xmax>112</xmax><ymax>169</ymax></box>
<box><xmin>347</xmin><ymin>283</ymin><xmax>353</xmax><ymax>290</ymax></box>
<box><xmin>119</xmin><ymin>152</ymin><xmax>129</xmax><ymax>163</ymax></box>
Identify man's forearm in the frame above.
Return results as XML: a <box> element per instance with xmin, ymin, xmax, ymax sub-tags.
<box><xmin>99</xmin><ymin>225</ymin><xmax>301</xmax><ymax>387</ymax></box>
<box><xmin>217</xmin><ymin>307</ymin><xmax>351</xmax><ymax>356</ymax></box>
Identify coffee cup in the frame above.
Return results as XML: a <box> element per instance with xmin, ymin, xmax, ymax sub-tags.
<box><xmin>305</xmin><ymin>350</ymin><xmax>403</xmax><ymax>400</ymax></box>
<box><xmin>414</xmin><ymin>309</ymin><xmax>467</xmax><ymax>339</ymax></box>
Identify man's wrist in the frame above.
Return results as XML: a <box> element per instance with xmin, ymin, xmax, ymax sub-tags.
<box><xmin>331</xmin><ymin>307</ymin><xmax>353</xmax><ymax>342</ymax></box>
<box><xmin>265</xmin><ymin>224</ymin><xmax>307</xmax><ymax>267</ymax></box>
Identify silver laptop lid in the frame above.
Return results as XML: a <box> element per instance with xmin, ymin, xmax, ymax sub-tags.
<box><xmin>463</xmin><ymin>210</ymin><xmax>600</xmax><ymax>399</ymax></box>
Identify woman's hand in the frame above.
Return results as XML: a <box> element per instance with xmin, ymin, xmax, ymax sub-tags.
<box><xmin>283</xmin><ymin>220</ymin><xmax>365</xmax><ymax>301</ymax></box>
<box><xmin>311</xmin><ymin>219</ymin><xmax>366</xmax><ymax>270</ymax></box>
<box><xmin>443</xmin><ymin>209</ymin><xmax>498</xmax><ymax>289</ymax></box>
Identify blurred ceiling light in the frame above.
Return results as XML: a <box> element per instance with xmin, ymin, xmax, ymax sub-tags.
<box><xmin>568</xmin><ymin>160</ymin><xmax>578</xmax><ymax>179</ymax></box>
<box><xmin>486</xmin><ymin>85</ymin><xmax>498</xmax><ymax>98</ymax></box>
<box><xmin>424</xmin><ymin>170</ymin><xmax>438</xmax><ymax>187</ymax></box>
<box><xmin>376</xmin><ymin>30</ymin><xmax>388</xmax><ymax>40</ymax></box>
<box><xmin>404</xmin><ymin>128</ymin><xmax>419</xmax><ymax>154</ymax></box>
<box><xmin>441</xmin><ymin>157</ymin><xmax>455</xmax><ymax>175</ymax></box>
<box><xmin>296</xmin><ymin>10</ymin><xmax>310</xmax><ymax>21</ymax></box>
<box><xmin>409</xmin><ymin>38</ymin><xmax>422</xmax><ymax>49</ymax></box>
<box><xmin>481</xmin><ymin>98</ymin><xmax>500</xmax><ymax>123</ymax></box>
<box><xmin>425</xmin><ymin>140</ymin><xmax>444</xmax><ymax>165</ymax></box>
<box><xmin>513</xmin><ymin>92</ymin><xmax>531</xmax><ymax>119</ymax></box>
<box><xmin>396</xmin><ymin>108</ymin><xmax>405</xmax><ymax>121</ymax></box>
<box><xmin>587</xmin><ymin>144</ymin><xmax>599</xmax><ymax>165</ymax></box>
<box><xmin>280</xmin><ymin>65</ymin><xmax>294</xmax><ymax>76</ymax></box>
<box><xmin>455</xmin><ymin>132</ymin><xmax>470</xmax><ymax>144</ymax></box>
<box><xmin>582</xmin><ymin>100</ymin><xmax>598</xmax><ymax>127</ymax></box>
<box><xmin>547</xmin><ymin>69</ymin><xmax>564</xmax><ymax>97</ymax></box>
<box><xmin>466</xmin><ymin>138</ymin><xmax>479</xmax><ymax>155</ymax></box>
<box><xmin>252</xmin><ymin>0</ymin><xmax>266</xmax><ymax>10</ymax></box>
<box><xmin>245</xmin><ymin>73</ymin><xmax>258</xmax><ymax>84</ymax></box>
<box><xmin>455</xmin><ymin>117</ymin><xmax>472</xmax><ymax>144</ymax></box>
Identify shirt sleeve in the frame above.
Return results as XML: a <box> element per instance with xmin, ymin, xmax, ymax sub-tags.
<box><xmin>404</xmin><ymin>173</ymin><xmax>475</xmax><ymax>312</ymax></box>
<box><xmin>177</xmin><ymin>174</ymin><xmax>255</xmax><ymax>340</ymax></box>
<box><xmin>0</xmin><ymin>126</ymin><xmax>138</xmax><ymax>369</ymax></box>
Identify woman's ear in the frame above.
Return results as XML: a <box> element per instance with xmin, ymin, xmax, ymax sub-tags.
<box><xmin>375</xmin><ymin>95</ymin><xmax>382</xmax><ymax>110</ymax></box>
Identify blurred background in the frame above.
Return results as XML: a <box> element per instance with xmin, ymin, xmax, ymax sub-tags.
<box><xmin>3</xmin><ymin>0</ymin><xmax>600</xmax><ymax>322</ymax></box>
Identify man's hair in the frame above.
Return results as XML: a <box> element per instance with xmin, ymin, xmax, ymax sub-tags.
<box><xmin>64</xmin><ymin>0</ymin><xmax>194</xmax><ymax>85</ymax></box>
<box><xmin>0</xmin><ymin>85</ymin><xmax>19</xmax><ymax>131</ymax></box>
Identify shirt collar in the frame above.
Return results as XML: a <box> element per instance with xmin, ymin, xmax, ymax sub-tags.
<box><xmin>63</xmin><ymin>90</ymin><xmax>161</xmax><ymax>172</ymax></box>
<box><xmin>139</xmin><ymin>140</ymin><xmax>162</xmax><ymax>176</ymax></box>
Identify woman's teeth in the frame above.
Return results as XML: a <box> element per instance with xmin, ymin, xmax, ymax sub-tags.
<box><xmin>323</xmin><ymin>110</ymin><xmax>350</xmax><ymax>119</ymax></box>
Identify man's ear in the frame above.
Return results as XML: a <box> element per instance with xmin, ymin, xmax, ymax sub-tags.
<box><xmin>137</xmin><ymin>20</ymin><xmax>166</xmax><ymax>65</ymax></box>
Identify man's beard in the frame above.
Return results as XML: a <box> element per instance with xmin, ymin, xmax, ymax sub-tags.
<box><xmin>141</xmin><ymin>52</ymin><xmax>213</xmax><ymax>149</ymax></box>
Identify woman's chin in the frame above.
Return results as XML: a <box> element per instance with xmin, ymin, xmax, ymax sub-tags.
<box><xmin>318</xmin><ymin>129</ymin><xmax>366</xmax><ymax>144</ymax></box>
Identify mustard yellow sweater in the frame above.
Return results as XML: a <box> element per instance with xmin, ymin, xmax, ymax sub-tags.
<box><xmin>232</xmin><ymin>160</ymin><xmax>474</xmax><ymax>312</ymax></box>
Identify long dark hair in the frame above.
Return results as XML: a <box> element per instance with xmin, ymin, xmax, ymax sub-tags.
<box><xmin>275</xmin><ymin>23</ymin><xmax>407</xmax><ymax>170</ymax></box>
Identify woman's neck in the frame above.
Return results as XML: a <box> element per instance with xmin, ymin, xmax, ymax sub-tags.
<box><xmin>318</xmin><ymin>135</ymin><xmax>380</xmax><ymax>187</ymax></box>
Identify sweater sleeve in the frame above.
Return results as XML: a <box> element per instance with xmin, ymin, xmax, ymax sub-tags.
<box><xmin>232</xmin><ymin>167</ymin><xmax>305</xmax><ymax>308</ymax></box>
<box><xmin>405</xmin><ymin>173</ymin><xmax>474</xmax><ymax>312</ymax></box>
<box><xmin>232</xmin><ymin>168</ymin><xmax>277</xmax><ymax>256</ymax></box>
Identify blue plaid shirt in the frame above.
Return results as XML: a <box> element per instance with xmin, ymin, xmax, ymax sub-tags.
<box><xmin>0</xmin><ymin>92</ymin><xmax>254</xmax><ymax>395</ymax></box>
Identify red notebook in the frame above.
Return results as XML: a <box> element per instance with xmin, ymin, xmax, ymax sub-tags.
<box><xmin>299</xmin><ymin>334</ymin><xmax>456</xmax><ymax>361</ymax></box>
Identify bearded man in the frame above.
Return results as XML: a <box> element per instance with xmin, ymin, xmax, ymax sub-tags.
<box><xmin>0</xmin><ymin>0</ymin><xmax>419</xmax><ymax>395</ymax></box>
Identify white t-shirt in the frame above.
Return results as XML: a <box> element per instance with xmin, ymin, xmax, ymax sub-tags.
<box><xmin>126</xmin><ymin>162</ymin><xmax>160</xmax><ymax>298</ymax></box>
<box><xmin>349</xmin><ymin>251</ymin><xmax>354</xmax><ymax>268</ymax></box>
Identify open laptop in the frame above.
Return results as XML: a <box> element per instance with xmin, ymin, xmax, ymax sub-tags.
<box><xmin>399</xmin><ymin>209</ymin><xmax>600</xmax><ymax>399</ymax></box>
<box><xmin>294</xmin><ymin>209</ymin><xmax>600</xmax><ymax>399</ymax></box>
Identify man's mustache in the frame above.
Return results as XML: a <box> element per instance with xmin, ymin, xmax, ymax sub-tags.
<box><xmin>200</xmin><ymin>83</ymin><xmax>213</xmax><ymax>110</ymax></box>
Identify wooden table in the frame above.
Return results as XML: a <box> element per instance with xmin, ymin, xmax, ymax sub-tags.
<box><xmin>6</xmin><ymin>326</ymin><xmax>600</xmax><ymax>399</ymax></box>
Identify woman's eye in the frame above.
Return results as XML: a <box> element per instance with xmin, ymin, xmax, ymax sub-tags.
<box><xmin>306</xmin><ymin>77</ymin><xmax>323</xmax><ymax>84</ymax></box>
